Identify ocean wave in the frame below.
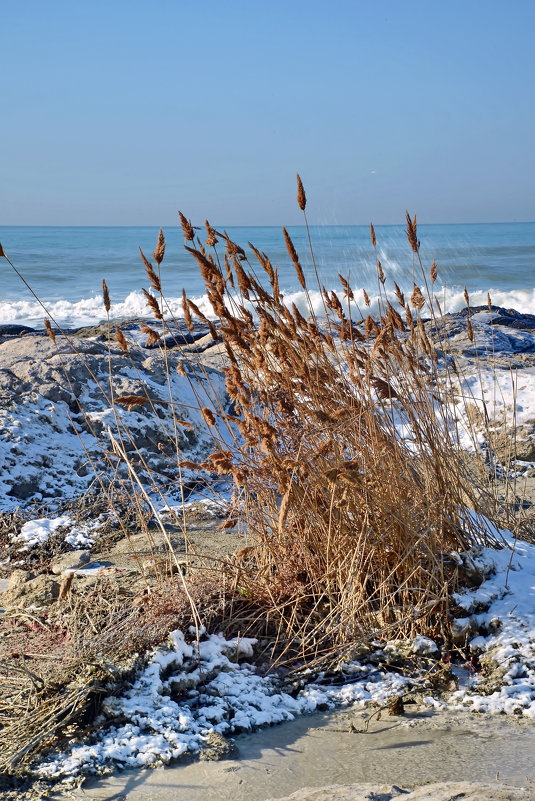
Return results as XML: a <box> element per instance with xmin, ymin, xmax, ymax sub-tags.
<box><xmin>2</xmin><ymin>286</ymin><xmax>535</xmax><ymax>329</ymax></box>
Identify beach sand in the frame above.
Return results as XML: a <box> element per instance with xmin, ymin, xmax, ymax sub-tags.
<box><xmin>59</xmin><ymin>708</ymin><xmax>535</xmax><ymax>801</ymax></box>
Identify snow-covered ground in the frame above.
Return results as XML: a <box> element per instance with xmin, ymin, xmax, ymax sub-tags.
<box><xmin>0</xmin><ymin>335</ymin><xmax>230</xmax><ymax>511</ymax></box>
<box><xmin>34</xmin><ymin>521</ymin><xmax>535</xmax><ymax>779</ymax></box>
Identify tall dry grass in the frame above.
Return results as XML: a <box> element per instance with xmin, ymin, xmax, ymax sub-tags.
<box><xmin>123</xmin><ymin>178</ymin><xmax>504</xmax><ymax>668</ymax></box>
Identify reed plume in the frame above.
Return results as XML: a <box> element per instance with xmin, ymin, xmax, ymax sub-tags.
<box><xmin>139</xmin><ymin>323</ymin><xmax>161</xmax><ymax>346</ymax></box>
<box><xmin>102</xmin><ymin>279</ymin><xmax>111</xmax><ymax>313</ymax></box>
<box><xmin>115</xmin><ymin>395</ymin><xmax>149</xmax><ymax>411</ymax></box>
<box><xmin>282</xmin><ymin>227</ymin><xmax>306</xmax><ymax>289</ymax></box>
<box><xmin>44</xmin><ymin>318</ymin><xmax>56</xmax><ymax>343</ymax></box>
<box><xmin>296</xmin><ymin>174</ymin><xmax>306</xmax><ymax>211</ymax></box>
<box><xmin>205</xmin><ymin>220</ymin><xmax>218</xmax><ymax>247</ymax></box>
<box><xmin>405</xmin><ymin>211</ymin><xmax>418</xmax><ymax>252</ymax></box>
<box><xmin>393</xmin><ymin>282</ymin><xmax>405</xmax><ymax>306</ymax></box>
<box><xmin>115</xmin><ymin>328</ymin><xmax>129</xmax><ymax>352</ymax></box>
<box><xmin>178</xmin><ymin>211</ymin><xmax>195</xmax><ymax>241</ymax></box>
<box><xmin>153</xmin><ymin>228</ymin><xmax>166</xmax><ymax>266</ymax></box>
<box><xmin>464</xmin><ymin>286</ymin><xmax>470</xmax><ymax>307</ymax></box>
<box><xmin>142</xmin><ymin>288</ymin><xmax>163</xmax><ymax>320</ymax></box>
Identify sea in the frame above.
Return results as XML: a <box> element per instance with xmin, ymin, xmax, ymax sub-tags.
<box><xmin>1</xmin><ymin>223</ymin><xmax>534</xmax><ymax>329</ymax></box>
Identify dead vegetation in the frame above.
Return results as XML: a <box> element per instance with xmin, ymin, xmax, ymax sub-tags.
<box><xmin>0</xmin><ymin>178</ymin><xmax>517</xmax><ymax>776</ymax></box>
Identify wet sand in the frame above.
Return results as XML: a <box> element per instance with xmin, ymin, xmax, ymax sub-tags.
<box><xmin>62</xmin><ymin>708</ymin><xmax>535</xmax><ymax>801</ymax></box>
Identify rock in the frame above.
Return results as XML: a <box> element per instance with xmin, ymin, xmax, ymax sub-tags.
<box><xmin>1</xmin><ymin>573</ymin><xmax>60</xmax><ymax>609</ymax></box>
<box><xmin>266</xmin><ymin>782</ymin><xmax>532</xmax><ymax>801</ymax></box>
<box><xmin>50</xmin><ymin>549</ymin><xmax>92</xmax><ymax>575</ymax></box>
<box><xmin>411</xmin><ymin>635</ymin><xmax>438</xmax><ymax>656</ymax></box>
<box><xmin>0</xmin><ymin>333</ymin><xmax>227</xmax><ymax>509</ymax></box>
<box><xmin>198</xmin><ymin>731</ymin><xmax>237</xmax><ymax>761</ymax></box>
<box><xmin>7</xmin><ymin>568</ymin><xmax>33</xmax><ymax>590</ymax></box>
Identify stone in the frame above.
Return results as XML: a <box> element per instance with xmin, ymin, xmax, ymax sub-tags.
<box><xmin>1</xmin><ymin>573</ymin><xmax>60</xmax><ymax>609</ymax></box>
<box><xmin>266</xmin><ymin>782</ymin><xmax>532</xmax><ymax>801</ymax></box>
<box><xmin>198</xmin><ymin>731</ymin><xmax>237</xmax><ymax>761</ymax></box>
<box><xmin>50</xmin><ymin>549</ymin><xmax>92</xmax><ymax>575</ymax></box>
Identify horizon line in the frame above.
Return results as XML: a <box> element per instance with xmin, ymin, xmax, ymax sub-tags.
<box><xmin>1</xmin><ymin>220</ymin><xmax>535</xmax><ymax>229</ymax></box>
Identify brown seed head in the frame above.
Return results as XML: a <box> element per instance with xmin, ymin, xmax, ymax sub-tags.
<box><xmin>140</xmin><ymin>248</ymin><xmax>161</xmax><ymax>293</ymax></box>
<box><xmin>376</xmin><ymin>259</ymin><xmax>385</xmax><ymax>285</ymax></box>
<box><xmin>405</xmin><ymin>211</ymin><xmax>418</xmax><ymax>253</ymax></box>
<box><xmin>178</xmin><ymin>211</ymin><xmax>195</xmax><ymax>241</ymax></box>
<box><xmin>487</xmin><ymin>292</ymin><xmax>492</xmax><ymax>311</ymax></box>
<box><xmin>44</xmin><ymin>318</ymin><xmax>56</xmax><ymax>343</ymax></box>
<box><xmin>223</xmin><ymin>254</ymin><xmax>235</xmax><ymax>288</ymax></box>
<box><xmin>115</xmin><ymin>394</ymin><xmax>149</xmax><ymax>411</ymax></box>
<box><xmin>185</xmin><ymin>245</ymin><xmax>216</xmax><ymax>286</ymax></box>
<box><xmin>223</xmin><ymin>232</ymin><xmax>246</xmax><ymax>260</ymax></box>
<box><xmin>410</xmin><ymin>284</ymin><xmax>425</xmax><ymax>311</ymax></box>
<box><xmin>405</xmin><ymin>303</ymin><xmax>414</xmax><ymax>330</ymax></box>
<box><xmin>0</xmin><ymin>243</ymin><xmax>6</xmax><ymax>258</ymax></box>
<box><xmin>296</xmin><ymin>174</ymin><xmax>306</xmax><ymax>211</ymax></box>
<box><xmin>463</xmin><ymin>286</ymin><xmax>470</xmax><ymax>307</ymax></box>
<box><xmin>201</xmin><ymin>407</ymin><xmax>216</xmax><ymax>426</ymax></box>
<box><xmin>338</xmin><ymin>273</ymin><xmax>354</xmax><ymax>301</ymax></box>
<box><xmin>139</xmin><ymin>247</ymin><xmax>152</xmax><ymax>271</ymax></box>
<box><xmin>370</xmin><ymin>223</ymin><xmax>377</xmax><ymax>248</ymax></box>
<box><xmin>142</xmin><ymin>288</ymin><xmax>163</xmax><ymax>320</ymax></box>
<box><xmin>205</xmin><ymin>220</ymin><xmax>218</xmax><ymax>247</ymax></box>
<box><xmin>466</xmin><ymin>318</ymin><xmax>474</xmax><ymax>342</ymax></box>
<box><xmin>139</xmin><ymin>323</ymin><xmax>161</xmax><ymax>347</ymax></box>
<box><xmin>182</xmin><ymin>289</ymin><xmax>194</xmax><ymax>331</ymax></box>
<box><xmin>430</xmin><ymin>259</ymin><xmax>438</xmax><ymax>283</ymax></box>
<box><xmin>393</xmin><ymin>283</ymin><xmax>405</xmax><ymax>307</ymax></box>
<box><xmin>115</xmin><ymin>328</ymin><xmax>129</xmax><ymax>352</ymax></box>
<box><xmin>362</xmin><ymin>288</ymin><xmax>371</xmax><ymax>307</ymax></box>
<box><xmin>153</xmin><ymin>228</ymin><xmax>166</xmax><ymax>266</ymax></box>
<box><xmin>283</xmin><ymin>227</ymin><xmax>306</xmax><ymax>289</ymax></box>
<box><xmin>364</xmin><ymin>314</ymin><xmax>380</xmax><ymax>337</ymax></box>
<box><xmin>102</xmin><ymin>279</ymin><xmax>111</xmax><ymax>313</ymax></box>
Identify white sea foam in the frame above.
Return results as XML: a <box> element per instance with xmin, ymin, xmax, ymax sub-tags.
<box><xmin>2</xmin><ymin>286</ymin><xmax>535</xmax><ymax>330</ymax></box>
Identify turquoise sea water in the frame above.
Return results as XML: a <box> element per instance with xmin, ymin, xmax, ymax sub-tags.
<box><xmin>1</xmin><ymin>223</ymin><xmax>534</xmax><ymax>328</ymax></box>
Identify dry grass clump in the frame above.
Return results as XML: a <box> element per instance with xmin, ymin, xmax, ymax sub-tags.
<box><xmin>162</xmin><ymin>183</ymin><xmax>503</xmax><ymax>668</ymax></box>
<box><xmin>0</xmin><ymin>572</ymin><xmax>226</xmax><ymax>774</ymax></box>
<box><xmin>0</xmin><ymin>185</ymin><xmax>512</xmax><ymax>774</ymax></box>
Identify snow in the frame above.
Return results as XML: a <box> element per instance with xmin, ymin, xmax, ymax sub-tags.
<box><xmin>13</xmin><ymin>514</ymin><xmax>103</xmax><ymax>550</ymax></box>
<box><xmin>425</xmin><ymin>523</ymin><xmax>535</xmax><ymax>719</ymax></box>
<box><xmin>0</xmin><ymin>343</ymin><xmax>231</xmax><ymax>511</ymax></box>
<box><xmin>16</xmin><ymin>515</ymin><xmax>72</xmax><ymax>547</ymax></box>
<box><xmin>411</xmin><ymin>636</ymin><xmax>439</xmax><ymax>656</ymax></box>
<box><xmin>33</xmin><ymin>513</ymin><xmax>535</xmax><ymax>780</ymax></box>
<box><xmin>36</xmin><ymin>630</ymin><xmax>409</xmax><ymax>778</ymax></box>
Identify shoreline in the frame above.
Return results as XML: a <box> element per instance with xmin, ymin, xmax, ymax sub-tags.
<box><xmin>58</xmin><ymin>707</ymin><xmax>535</xmax><ymax>801</ymax></box>
<box><xmin>1</xmin><ymin>304</ymin><xmax>535</xmax><ymax>796</ymax></box>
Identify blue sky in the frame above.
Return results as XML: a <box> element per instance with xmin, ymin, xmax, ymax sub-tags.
<box><xmin>1</xmin><ymin>0</ymin><xmax>534</xmax><ymax>225</ymax></box>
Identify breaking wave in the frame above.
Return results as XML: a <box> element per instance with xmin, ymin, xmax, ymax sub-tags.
<box><xmin>2</xmin><ymin>286</ymin><xmax>535</xmax><ymax>330</ymax></box>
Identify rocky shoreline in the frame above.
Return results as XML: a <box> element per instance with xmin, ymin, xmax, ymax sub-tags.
<box><xmin>1</xmin><ymin>307</ymin><xmax>535</xmax><ymax>801</ymax></box>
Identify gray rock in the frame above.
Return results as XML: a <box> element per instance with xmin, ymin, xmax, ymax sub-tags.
<box><xmin>0</xmin><ymin>333</ymin><xmax>227</xmax><ymax>508</ymax></box>
<box><xmin>1</xmin><ymin>573</ymin><xmax>60</xmax><ymax>609</ymax></box>
<box><xmin>50</xmin><ymin>549</ymin><xmax>92</xmax><ymax>575</ymax></box>
<box><xmin>198</xmin><ymin>731</ymin><xmax>237</xmax><ymax>761</ymax></box>
<box><xmin>266</xmin><ymin>782</ymin><xmax>532</xmax><ymax>801</ymax></box>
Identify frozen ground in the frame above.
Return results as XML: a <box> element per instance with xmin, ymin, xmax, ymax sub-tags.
<box><xmin>0</xmin><ymin>334</ymin><xmax>230</xmax><ymax>511</ymax></box>
<box><xmin>33</xmin><ymin>520</ymin><xmax>535</xmax><ymax>780</ymax></box>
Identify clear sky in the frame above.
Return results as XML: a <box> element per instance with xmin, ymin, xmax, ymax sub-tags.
<box><xmin>1</xmin><ymin>0</ymin><xmax>534</xmax><ymax>226</ymax></box>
